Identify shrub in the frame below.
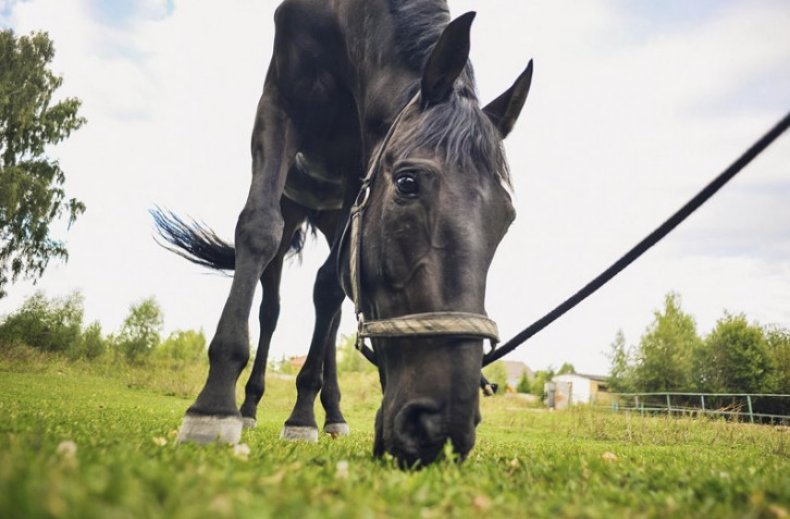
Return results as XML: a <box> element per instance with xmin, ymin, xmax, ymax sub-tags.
<box><xmin>157</xmin><ymin>329</ymin><xmax>206</xmax><ymax>362</ymax></box>
<box><xmin>64</xmin><ymin>321</ymin><xmax>106</xmax><ymax>360</ymax></box>
<box><xmin>0</xmin><ymin>291</ymin><xmax>83</xmax><ymax>352</ymax></box>
<box><xmin>117</xmin><ymin>298</ymin><xmax>163</xmax><ymax>362</ymax></box>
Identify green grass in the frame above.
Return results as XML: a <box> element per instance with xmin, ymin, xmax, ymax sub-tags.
<box><xmin>0</xmin><ymin>347</ymin><xmax>788</xmax><ymax>518</ymax></box>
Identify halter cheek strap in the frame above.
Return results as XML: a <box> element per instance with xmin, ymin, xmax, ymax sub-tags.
<box><xmin>343</xmin><ymin>93</ymin><xmax>500</xmax><ymax>360</ymax></box>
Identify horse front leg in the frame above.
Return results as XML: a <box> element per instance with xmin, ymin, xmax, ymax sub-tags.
<box><xmin>177</xmin><ymin>89</ymin><xmax>297</xmax><ymax>445</ymax></box>
<box><xmin>240</xmin><ymin>198</ymin><xmax>306</xmax><ymax>429</ymax></box>
<box><xmin>281</xmin><ymin>248</ymin><xmax>346</xmax><ymax>441</ymax></box>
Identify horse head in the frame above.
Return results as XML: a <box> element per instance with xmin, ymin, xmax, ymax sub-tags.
<box><xmin>346</xmin><ymin>13</ymin><xmax>533</xmax><ymax>467</ymax></box>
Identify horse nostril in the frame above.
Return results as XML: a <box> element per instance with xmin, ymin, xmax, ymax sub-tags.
<box><xmin>393</xmin><ymin>399</ymin><xmax>445</xmax><ymax>451</ymax></box>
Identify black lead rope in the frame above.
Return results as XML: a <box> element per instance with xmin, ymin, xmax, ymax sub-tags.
<box><xmin>482</xmin><ymin>110</ymin><xmax>790</xmax><ymax>367</ymax></box>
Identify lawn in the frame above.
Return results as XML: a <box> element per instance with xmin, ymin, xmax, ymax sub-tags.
<box><xmin>0</xmin><ymin>347</ymin><xmax>788</xmax><ymax>518</ymax></box>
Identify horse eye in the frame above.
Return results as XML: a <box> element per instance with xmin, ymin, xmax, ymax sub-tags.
<box><xmin>394</xmin><ymin>172</ymin><xmax>419</xmax><ymax>196</ymax></box>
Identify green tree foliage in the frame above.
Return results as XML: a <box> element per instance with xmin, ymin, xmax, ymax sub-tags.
<box><xmin>0</xmin><ymin>30</ymin><xmax>86</xmax><ymax>297</ymax></box>
<box><xmin>606</xmin><ymin>329</ymin><xmax>634</xmax><ymax>392</ymax></box>
<box><xmin>557</xmin><ymin>362</ymin><xmax>575</xmax><ymax>375</ymax></box>
<box><xmin>700</xmin><ymin>314</ymin><xmax>771</xmax><ymax>394</ymax></box>
<box><xmin>81</xmin><ymin>321</ymin><xmax>105</xmax><ymax>358</ymax></box>
<box><xmin>117</xmin><ymin>298</ymin><xmax>163</xmax><ymax>361</ymax></box>
<box><xmin>764</xmin><ymin>326</ymin><xmax>790</xmax><ymax>394</ymax></box>
<box><xmin>516</xmin><ymin>371</ymin><xmax>530</xmax><ymax>393</ymax></box>
<box><xmin>631</xmin><ymin>293</ymin><xmax>701</xmax><ymax>392</ymax></box>
<box><xmin>529</xmin><ymin>368</ymin><xmax>555</xmax><ymax>400</ymax></box>
<box><xmin>0</xmin><ymin>291</ymin><xmax>83</xmax><ymax>352</ymax></box>
<box><xmin>605</xmin><ymin>292</ymin><xmax>789</xmax><ymax>397</ymax></box>
<box><xmin>156</xmin><ymin>329</ymin><xmax>206</xmax><ymax>362</ymax></box>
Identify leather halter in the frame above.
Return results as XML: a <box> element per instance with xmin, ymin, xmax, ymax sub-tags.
<box><xmin>341</xmin><ymin>93</ymin><xmax>500</xmax><ymax>359</ymax></box>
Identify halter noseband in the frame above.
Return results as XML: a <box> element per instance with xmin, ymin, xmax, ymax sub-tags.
<box><xmin>343</xmin><ymin>93</ymin><xmax>500</xmax><ymax>360</ymax></box>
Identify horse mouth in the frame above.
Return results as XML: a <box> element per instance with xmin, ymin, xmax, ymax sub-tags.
<box><xmin>376</xmin><ymin>397</ymin><xmax>476</xmax><ymax>468</ymax></box>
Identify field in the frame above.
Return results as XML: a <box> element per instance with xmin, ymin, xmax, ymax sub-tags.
<box><xmin>0</xmin><ymin>347</ymin><xmax>788</xmax><ymax>519</ymax></box>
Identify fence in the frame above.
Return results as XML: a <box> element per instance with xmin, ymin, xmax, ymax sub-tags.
<box><xmin>606</xmin><ymin>392</ymin><xmax>790</xmax><ymax>424</ymax></box>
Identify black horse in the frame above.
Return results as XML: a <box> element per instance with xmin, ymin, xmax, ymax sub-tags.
<box><xmin>154</xmin><ymin>0</ymin><xmax>532</xmax><ymax>467</ymax></box>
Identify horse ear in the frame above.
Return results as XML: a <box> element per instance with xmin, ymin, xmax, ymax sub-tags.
<box><xmin>483</xmin><ymin>60</ymin><xmax>533</xmax><ymax>138</ymax></box>
<box><xmin>421</xmin><ymin>11</ymin><xmax>476</xmax><ymax>105</ymax></box>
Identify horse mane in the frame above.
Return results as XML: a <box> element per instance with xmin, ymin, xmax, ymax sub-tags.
<box><xmin>388</xmin><ymin>0</ymin><xmax>475</xmax><ymax>86</ymax></box>
<box><xmin>388</xmin><ymin>0</ymin><xmax>511</xmax><ymax>187</ymax></box>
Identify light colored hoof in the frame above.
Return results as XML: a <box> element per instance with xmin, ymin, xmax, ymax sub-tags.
<box><xmin>324</xmin><ymin>422</ymin><xmax>350</xmax><ymax>438</ymax></box>
<box><xmin>242</xmin><ymin>417</ymin><xmax>257</xmax><ymax>429</ymax></box>
<box><xmin>177</xmin><ymin>415</ymin><xmax>243</xmax><ymax>445</ymax></box>
<box><xmin>280</xmin><ymin>425</ymin><xmax>319</xmax><ymax>442</ymax></box>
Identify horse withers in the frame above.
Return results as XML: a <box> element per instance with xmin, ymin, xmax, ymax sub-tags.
<box><xmin>154</xmin><ymin>0</ymin><xmax>532</xmax><ymax>467</ymax></box>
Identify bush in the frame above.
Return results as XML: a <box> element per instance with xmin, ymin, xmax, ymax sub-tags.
<box><xmin>0</xmin><ymin>291</ymin><xmax>83</xmax><ymax>352</ymax></box>
<box><xmin>516</xmin><ymin>371</ymin><xmax>530</xmax><ymax>393</ymax></box>
<box><xmin>117</xmin><ymin>298</ymin><xmax>163</xmax><ymax>362</ymax></box>
<box><xmin>66</xmin><ymin>321</ymin><xmax>106</xmax><ymax>360</ymax></box>
<box><xmin>156</xmin><ymin>329</ymin><xmax>206</xmax><ymax>363</ymax></box>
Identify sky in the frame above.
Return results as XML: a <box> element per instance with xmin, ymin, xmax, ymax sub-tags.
<box><xmin>1</xmin><ymin>0</ymin><xmax>789</xmax><ymax>376</ymax></box>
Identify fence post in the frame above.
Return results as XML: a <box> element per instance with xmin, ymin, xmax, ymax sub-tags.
<box><xmin>700</xmin><ymin>394</ymin><xmax>706</xmax><ymax>416</ymax></box>
<box><xmin>666</xmin><ymin>394</ymin><xmax>672</xmax><ymax>416</ymax></box>
<box><xmin>746</xmin><ymin>395</ymin><xmax>754</xmax><ymax>424</ymax></box>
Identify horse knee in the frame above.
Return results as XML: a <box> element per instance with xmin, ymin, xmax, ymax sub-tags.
<box><xmin>296</xmin><ymin>368</ymin><xmax>322</xmax><ymax>394</ymax></box>
<box><xmin>235</xmin><ymin>207</ymin><xmax>283</xmax><ymax>259</ymax></box>
<box><xmin>208</xmin><ymin>333</ymin><xmax>250</xmax><ymax>368</ymax></box>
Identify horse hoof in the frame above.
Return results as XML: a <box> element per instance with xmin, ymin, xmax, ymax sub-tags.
<box><xmin>280</xmin><ymin>425</ymin><xmax>319</xmax><ymax>442</ymax></box>
<box><xmin>324</xmin><ymin>422</ymin><xmax>350</xmax><ymax>438</ymax></box>
<box><xmin>177</xmin><ymin>415</ymin><xmax>243</xmax><ymax>445</ymax></box>
<box><xmin>242</xmin><ymin>417</ymin><xmax>257</xmax><ymax>429</ymax></box>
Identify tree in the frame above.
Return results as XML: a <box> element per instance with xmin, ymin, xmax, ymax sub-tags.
<box><xmin>0</xmin><ymin>290</ymin><xmax>83</xmax><ymax>352</ymax></box>
<box><xmin>606</xmin><ymin>329</ymin><xmax>634</xmax><ymax>392</ymax></box>
<box><xmin>631</xmin><ymin>292</ymin><xmax>700</xmax><ymax>392</ymax></box>
<box><xmin>0</xmin><ymin>30</ymin><xmax>86</xmax><ymax>297</ymax></box>
<box><xmin>516</xmin><ymin>371</ymin><xmax>530</xmax><ymax>393</ymax></box>
<box><xmin>702</xmin><ymin>313</ymin><xmax>771</xmax><ymax>394</ymax></box>
<box><xmin>157</xmin><ymin>328</ymin><xmax>206</xmax><ymax>362</ymax></box>
<box><xmin>557</xmin><ymin>362</ymin><xmax>575</xmax><ymax>375</ymax></box>
<box><xmin>76</xmin><ymin>321</ymin><xmax>106</xmax><ymax>359</ymax></box>
<box><xmin>764</xmin><ymin>326</ymin><xmax>790</xmax><ymax>394</ymax></box>
<box><xmin>117</xmin><ymin>297</ymin><xmax>163</xmax><ymax>361</ymax></box>
<box><xmin>529</xmin><ymin>368</ymin><xmax>555</xmax><ymax>400</ymax></box>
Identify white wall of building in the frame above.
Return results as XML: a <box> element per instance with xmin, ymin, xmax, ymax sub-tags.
<box><xmin>553</xmin><ymin>374</ymin><xmax>593</xmax><ymax>405</ymax></box>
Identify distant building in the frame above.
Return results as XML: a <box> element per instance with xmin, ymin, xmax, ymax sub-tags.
<box><xmin>546</xmin><ymin>373</ymin><xmax>610</xmax><ymax>409</ymax></box>
<box><xmin>502</xmin><ymin>361</ymin><xmax>534</xmax><ymax>392</ymax></box>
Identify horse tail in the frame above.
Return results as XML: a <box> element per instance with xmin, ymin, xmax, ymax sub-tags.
<box><xmin>150</xmin><ymin>207</ymin><xmax>314</xmax><ymax>272</ymax></box>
